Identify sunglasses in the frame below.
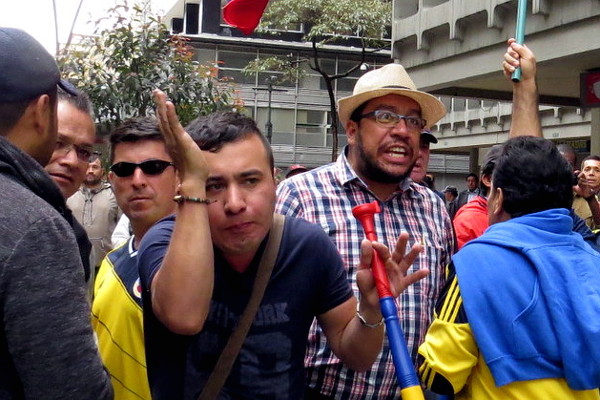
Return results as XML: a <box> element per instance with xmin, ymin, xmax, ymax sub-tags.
<box><xmin>110</xmin><ymin>160</ymin><xmax>174</xmax><ymax>177</ymax></box>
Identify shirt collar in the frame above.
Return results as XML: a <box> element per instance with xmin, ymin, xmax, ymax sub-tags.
<box><xmin>334</xmin><ymin>145</ymin><xmax>412</xmax><ymax>197</ymax></box>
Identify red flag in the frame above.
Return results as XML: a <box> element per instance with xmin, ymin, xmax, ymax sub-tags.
<box><xmin>223</xmin><ymin>0</ymin><xmax>270</xmax><ymax>35</ymax></box>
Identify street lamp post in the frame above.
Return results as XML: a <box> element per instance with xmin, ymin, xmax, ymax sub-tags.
<box><xmin>253</xmin><ymin>76</ymin><xmax>286</xmax><ymax>144</ymax></box>
<box><xmin>265</xmin><ymin>76</ymin><xmax>274</xmax><ymax>143</ymax></box>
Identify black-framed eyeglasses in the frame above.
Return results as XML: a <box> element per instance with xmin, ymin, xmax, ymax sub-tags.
<box><xmin>359</xmin><ymin>110</ymin><xmax>426</xmax><ymax>130</ymax></box>
<box><xmin>110</xmin><ymin>160</ymin><xmax>174</xmax><ymax>177</ymax></box>
<box><xmin>55</xmin><ymin>139</ymin><xmax>95</xmax><ymax>163</ymax></box>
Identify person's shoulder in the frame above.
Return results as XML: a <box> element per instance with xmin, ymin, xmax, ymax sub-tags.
<box><xmin>144</xmin><ymin>214</ymin><xmax>176</xmax><ymax>238</ymax></box>
<box><xmin>455</xmin><ymin>197</ymin><xmax>487</xmax><ymax>217</ymax></box>
<box><xmin>410</xmin><ymin>182</ymin><xmax>446</xmax><ymax>205</ymax></box>
<box><xmin>283</xmin><ymin>215</ymin><xmax>326</xmax><ymax>234</ymax></box>
<box><xmin>0</xmin><ymin>174</ymin><xmax>64</xmax><ymax>224</ymax></box>
<box><xmin>94</xmin><ymin>182</ymin><xmax>115</xmax><ymax>197</ymax></box>
<box><xmin>107</xmin><ymin>237</ymin><xmax>134</xmax><ymax>261</ymax></box>
<box><xmin>69</xmin><ymin>188</ymin><xmax>85</xmax><ymax>198</ymax></box>
<box><xmin>281</xmin><ymin>215</ymin><xmax>333</xmax><ymax>246</ymax></box>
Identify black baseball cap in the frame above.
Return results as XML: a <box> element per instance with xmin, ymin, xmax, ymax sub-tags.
<box><xmin>0</xmin><ymin>27</ymin><xmax>77</xmax><ymax>102</ymax></box>
<box><xmin>420</xmin><ymin>130</ymin><xmax>438</xmax><ymax>144</ymax></box>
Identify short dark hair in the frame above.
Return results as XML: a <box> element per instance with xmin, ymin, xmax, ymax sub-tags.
<box><xmin>466</xmin><ymin>173</ymin><xmax>478</xmax><ymax>181</ymax></box>
<box><xmin>493</xmin><ymin>136</ymin><xmax>572</xmax><ymax>218</ymax></box>
<box><xmin>0</xmin><ymin>87</ymin><xmax>57</xmax><ymax>136</ymax></box>
<box><xmin>479</xmin><ymin>158</ymin><xmax>496</xmax><ymax>197</ymax></box>
<box><xmin>422</xmin><ymin>175</ymin><xmax>434</xmax><ymax>189</ymax></box>
<box><xmin>185</xmin><ymin>111</ymin><xmax>274</xmax><ymax>175</ymax></box>
<box><xmin>581</xmin><ymin>154</ymin><xmax>600</xmax><ymax>167</ymax></box>
<box><xmin>57</xmin><ymin>86</ymin><xmax>95</xmax><ymax>121</ymax></box>
<box><xmin>109</xmin><ymin>117</ymin><xmax>163</xmax><ymax>163</ymax></box>
<box><xmin>349</xmin><ymin>102</ymin><xmax>369</xmax><ymax>123</ymax></box>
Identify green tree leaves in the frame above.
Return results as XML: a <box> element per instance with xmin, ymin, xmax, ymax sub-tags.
<box><xmin>244</xmin><ymin>0</ymin><xmax>391</xmax><ymax>160</ymax></box>
<box><xmin>59</xmin><ymin>1</ymin><xmax>241</xmax><ymax>134</ymax></box>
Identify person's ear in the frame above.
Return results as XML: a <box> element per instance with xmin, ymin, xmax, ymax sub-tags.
<box><xmin>32</xmin><ymin>94</ymin><xmax>52</xmax><ymax>136</ymax></box>
<box><xmin>345</xmin><ymin>120</ymin><xmax>359</xmax><ymax>144</ymax></box>
<box><xmin>481</xmin><ymin>173</ymin><xmax>492</xmax><ymax>189</ymax></box>
<box><xmin>108</xmin><ymin>170</ymin><xmax>115</xmax><ymax>184</ymax></box>
<box><xmin>491</xmin><ymin>187</ymin><xmax>504</xmax><ymax>217</ymax></box>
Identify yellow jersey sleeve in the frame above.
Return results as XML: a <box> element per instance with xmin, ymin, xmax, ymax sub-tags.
<box><xmin>418</xmin><ymin>267</ymin><xmax>478</xmax><ymax>395</ymax></box>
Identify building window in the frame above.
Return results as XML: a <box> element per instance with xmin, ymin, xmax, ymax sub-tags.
<box><xmin>255</xmin><ymin>108</ymin><xmax>295</xmax><ymax>144</ymax></box>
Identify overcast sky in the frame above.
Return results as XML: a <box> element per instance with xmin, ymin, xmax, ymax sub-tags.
<box><xmin>0</xmin><ymin>0</ymin><xmax>175</xmax><ymax>55</ymax></box>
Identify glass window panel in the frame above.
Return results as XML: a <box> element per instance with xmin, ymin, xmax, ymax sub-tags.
<box><xmin>297</xmin><ymin>109</ymin><xmax>325</xmax><ymax>125</ymax></box>
<box><xmin>314</xmin><ymin>59</ymin><xmax>336</xmax><ymax>75</ymax></box>
<box><xmin>258</xmin><ymin>72</ymin><xmax>296</xmax><ymax>88</ymax></box>
<box><xmin>440</xmin><ymin>96</ymin><xmax>452</xmax><ymax>110</ymax></box>
<box><xmin>218</xmin><ymin>49</ymin><xmax>258</xmax><ymax>69</ymax></box>
<box><xmin>453</xmin><ymin>98</ymin><xmax>466</xmax><ymax>112</ymax></box>
<box><xmin>300</xmin><ymin>74</ymin><xmax>326</xmax><ymax>90</ymax></box>
<box><xmin>326</xmin><ymin>132</ymin><xmax>348</xmax><ymax>148</ymax></box>
<box><xmin>337</xmin><ymin>60</ymin><xmax>363</xmax><ymax>77</ymax></box>
<box><xmin>296</xmin><ymin>133</ymin><xmax>325</xmax><ymax>147</ymax></box>
<box><xmin>255</xmin><ymin>108</ymin><xmax>295</xmax><ymax>134</ymax></box>
<box><xmin>194</xmin><ymin>47</ymin><xmax>216</xmax><ymax>65</ymax></box>
<box><xmin>337</xmin><ymin>77</ymin><xmax>358</xmax><ymax>93</ymax></box>
<box><xmin>219</xmin><ymin>69</ymin><xmax>256</xmax><ymax>85</ymax></box>
<box><xmin>271</xmin><ymin>132</ymin><xmax>293</xmax><ymax>145</ymax></box>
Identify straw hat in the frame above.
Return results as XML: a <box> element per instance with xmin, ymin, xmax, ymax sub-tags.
<box><xmin>337</xmin><ymin>63</ymin><xmax>446</xmax><ymax>128</ymax></box>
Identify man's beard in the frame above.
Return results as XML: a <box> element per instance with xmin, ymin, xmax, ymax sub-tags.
<box><xmin>355</xmin><ymin>136</ymin><xmax>415</xmax><ymax>184</ymax></box>
<box><xmin>85</xmin><ymin>176</ymin><xmax>102</xmax><ymax>186</ymax></box>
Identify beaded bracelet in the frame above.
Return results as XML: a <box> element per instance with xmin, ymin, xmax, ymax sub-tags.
<box><xmin>173</xmin><ymin>195</ymin><xmax>213</xmax><ymax>205</ymax></box>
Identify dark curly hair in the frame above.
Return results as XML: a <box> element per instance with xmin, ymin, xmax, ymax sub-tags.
<box><xmin>185</xmin><ymin>111</ymin><xmax>274</xmax><ymax>175</ymax></box>
<box><xmin>492</xmin><ymin>136</ymin><xmax>573</xmax><ymax>218</ymax></box>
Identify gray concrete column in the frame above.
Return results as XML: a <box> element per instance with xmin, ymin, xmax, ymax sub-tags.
<box><xmin>591</xmin><ymin>108</ymin><xmax>600</xmax><ymax>156</ymax></box>
<box><xmin>469</xmin><ymin>148</ymin><xmax>479</xmax><ymax>174</ymax></box>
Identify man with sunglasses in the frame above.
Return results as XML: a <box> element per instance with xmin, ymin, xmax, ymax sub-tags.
<box><xmin>91</xmin><ymin>117</ymin><xmax>178</xmax><ymax>400</ymax></box>
<box><xmin>0</xmin><ymin>27</ymin><xmax>112</xmax><ymax>399</ymax></box>
<box><xmin>276</xmin><ymin>64</ymin><xmax>454</xmax><ymax>399</ymax></box>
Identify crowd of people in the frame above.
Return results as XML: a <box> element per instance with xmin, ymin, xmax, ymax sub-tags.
<box><xmin>1</xmin><ymin>25</ymin><xmax>600</xmax><ymax>400</ymax></box>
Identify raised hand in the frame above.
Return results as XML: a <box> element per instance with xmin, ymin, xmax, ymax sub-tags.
<box><xmin>503</xmin><ymin>38</ymin><xmax>537</xmax><ymax>83</ymax></box>
<box><xmin>574</xmin><ymin>170</ymin><xmax>600</xmax><ymax>199</ymax></box>
<box><xmin>153</xmin><ymin>89</ymin><xmax>209</xmax><ymax>184</ymax></box>
<box><xmin>356</xmin><ymin>232</ymin><xmax>427</xmax><ymax>314</ymax></box>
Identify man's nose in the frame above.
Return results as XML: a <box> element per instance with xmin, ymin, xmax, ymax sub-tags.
<box><xmin>223</xmin><ymin>185</ymin><xmax>246</xmax><ymax>214</ymax></box>
<box><xmin>58</xmin><ymin>146</ymin><xmax>80</xmax><ymax>166</ymax></box>
<box><xmin>131</xmin><ymin>167</ymin><xmax>147</xmax><ymax>187</ymax></box>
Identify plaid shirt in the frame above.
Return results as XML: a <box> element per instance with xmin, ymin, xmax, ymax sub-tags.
<box><xmin>275</xmin><ymin>150</ymin><xmax>454</xmax><ymax>399</ymax></box>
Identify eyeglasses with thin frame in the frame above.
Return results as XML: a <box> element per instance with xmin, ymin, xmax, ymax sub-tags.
<box><xmin>359</xmin><ymin>110</ymin><xmax>427</xmax><ymax>131</ymax></box>
<box><xmin>55</xmin><ymin>139</ymin><xmax>95</xmax><ymax>163</ymax></box>
<box><xmin>110</xmin><ymin>159</ymin><xmax>175</xmax><ymax>177</ymax></box>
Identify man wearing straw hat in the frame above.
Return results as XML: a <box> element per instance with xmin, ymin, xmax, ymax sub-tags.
<box><xmin>276</xmin><ymin>64</ymin><xmax>454</xmax><ymax>399</ymax></box>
